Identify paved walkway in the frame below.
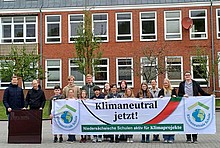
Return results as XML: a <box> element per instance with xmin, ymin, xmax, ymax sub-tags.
<box><xmin>0</xmin><ymin>112</ymin><xmax>219</xmax><ymax>148</ymax></box>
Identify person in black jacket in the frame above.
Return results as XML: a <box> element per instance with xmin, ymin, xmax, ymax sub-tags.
<box><xmin>24</xmin><ymin>79</ymin><xmax>46</xmax><ymax>110</ymax></box>
<box><xmin>178</xmin><ymin>71</ymin><xmax>210</xmax><ymax>144</ymax></box>
<box><xmin>3</xmin><ymin>76</ymin><xmax>24</xmax><ymax>115</ymax></box>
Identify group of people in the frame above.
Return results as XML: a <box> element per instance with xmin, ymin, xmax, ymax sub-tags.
<box><xmin>2</xmin><ymin>71</ymin><xmax>210</xmax><ymax>144</ymax></box>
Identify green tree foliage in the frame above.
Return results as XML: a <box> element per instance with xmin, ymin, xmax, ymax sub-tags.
<box><xmin>73</xmin><ymin>10</ymin><xmax>103</xmax><ymax>75</ymax></box>
<box><xmin>0</xmin><ymin>46</ymin><xmax>44</xmax><ymax>89</ymax></box>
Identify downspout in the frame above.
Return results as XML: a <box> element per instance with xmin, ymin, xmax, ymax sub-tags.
<box><xmin>39</xmin><ymin>0</ymin><xmax>43</xmax><ymax>87</ymax></box>
<box><xmin>210</xmin><ymin>0</ymin><xmax>216</xmax><ymax>94</ymax></box>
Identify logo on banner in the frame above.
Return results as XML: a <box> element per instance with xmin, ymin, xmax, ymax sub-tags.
<box><xmin>54</xmin><ymin>104</ymin><xmax>79</xmax><ymax>130</ymax></box>
<box><xmin>185</xmin><ymin>101</ymin><xmax>212</xmax><ymax>129</ymax></box>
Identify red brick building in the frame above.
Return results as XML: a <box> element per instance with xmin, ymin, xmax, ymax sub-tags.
<box><xmin>0</xmin><ymin>0</ymin><xmax>220</xmax><ymax>98</ymax></box>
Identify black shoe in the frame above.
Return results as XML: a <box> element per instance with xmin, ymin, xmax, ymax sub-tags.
<box><xmin>53</xmin><ymin>136</ymin><xmax>58</xmax><ymax>143</ymax></box>
<box><xmin>115</xmin><ymin>139</ymin><xmax>119</xmax><ymax>143</ymax></box>
<box><xmin>59</xmin><ymin>137</ymin><xmax>63</xmax><ymax>143</ymax></box>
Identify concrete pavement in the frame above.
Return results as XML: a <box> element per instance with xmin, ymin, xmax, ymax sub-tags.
<box><xmin>0</xmin><ymin>112</ymin><xmax>219</xmax><ymax>148</ymax></box>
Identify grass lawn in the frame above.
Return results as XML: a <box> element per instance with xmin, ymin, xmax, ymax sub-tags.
<box><xmin>0</xmin><ymin>101</ymin><xmax>50</xmax><ymax>120</ymax></box>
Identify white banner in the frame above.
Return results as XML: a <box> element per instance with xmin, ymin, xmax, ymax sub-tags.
<box><xmin>52</xmin><ymin>96</ymin><xmax>216</xmax><ymax>134</ymax></box>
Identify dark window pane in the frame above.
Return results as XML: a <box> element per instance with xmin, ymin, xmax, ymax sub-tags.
<box><xmin>118</xmin><ymin>21</ymin><xmax>130</xmax><ymax>34</ymax></box>
<box><xmin>142</xmin><ymin>21</ymin><xmax>155</xmax><ymax>34</ymax></box>
<box><xmin>192</xmin><ymin>19</ymin><xmax>205</xmax><ymax>32</ymax></box>
<box><xmin>26</xmin><ymin>24</ymin><xmax>35</xmax><ymax>37</ymax></box>
<box><xmin>14</xmin><ymin>25</ymin><xmax>23</xmax><ymax>37</ymax></box>
<box><xmin>47</xmin><ymin>24</ymin><xmax>59</xmax><ymax>36</ymax></box>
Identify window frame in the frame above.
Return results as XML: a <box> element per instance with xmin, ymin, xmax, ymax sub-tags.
<box><xmin>92</xmin><ymin>13</ymin><xmax>108</xmax><ymax>42</ymax></box>
<box><xmin>45</xmin><ymin>59</ymin><xmax>62</xmax><ymax>89</ymax></box>
<box><xmin>68</xmin><ymin>58</ymin><xmax>85</xmax><ymax>87</ymax></box>
<box><xmin>0</xmin><ymin>16</ymin><xmax>38</xmax><ymax>44</ymax></box>
<box><xmin>216</xmin><ymin>9</ymin><xmax>220</xmax><ymax>39</ymax></box>
<box><xmin>189</xmin><ymin>9</ymin><xmax>208</xmax><ymax>40</ymax></box>
<box><xmin>93</xmin><ymin>58</ymin><xmax>109</xmax><ymax>87</ymax></box>
<box><xmin>45</xmin><ymin>15</ymin><xmax>62</xmax><ymax>44</ymax></box>
<box><xmin>116</xmin><ymin>57</ymin><xmax>133</xmax><ymax>87</ymax></box>
<box><xmin>68</xmin><ymin>14</ymin><xmax>84</xmax><ymax>43</ymax></box>
<box><xmin>140</xmin><ymin>57</ymin><xmax>158</xmax><ymax>85</ymax></box>
<box><xmin>116</xmin><ymin>12</ymin><xmax>133</xmax><ymax>42</ymax></box>
<box><xmin>140</xmin><ymin>11</ymin><xmax>157</xmax><ymax>41</ymax></box>
<box><xmin>190</xmin><ymin>56</ymin><xmax>209</xmax><ymax>87</ymax></box>
<box><xmin>164</xmin><ymin>10</ymin><xmax>182</xmax><ymax>40</ymax></box>
<box><xmin>165</xmin><ymin>56</ymin><xmax>183</xmax><ymax>87</ymax></box>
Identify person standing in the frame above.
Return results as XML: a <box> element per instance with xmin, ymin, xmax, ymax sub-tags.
<box><xmin>149</xmin><ymin>80</ymin><xmax>161</xmax><ymax>141</ymax></box>
<box><xmin>137</xmin><ymin>82</ymin><xmax>152</xmax><ymax>143</ymax></box>
<box><xmin>49</xmin><ymin>85</ymin><xmax>64</xmax><ymax>143</ymax></box>
<box><xmin>118</xmin><ymin>80</ymin><xmax>127</xmax><ymax>97</ymax></box>
<box><xmin>3</xmin><ymin>76</ymin><xmax>24</xmax><ymax>116</ymax></box>
<box><xmin>62</xmin><ymin>75</ymin><xmax>80</xmax><ymax>99</ymax></box>
<box><xmin>65</xmin><ymin>89</ymin><xmax>77</xmax><ymax>143</ymax></box>
<box><xmin>178</xmin><ymin>71</ymin><xmax>210</xmax><ymax>144</ymax></box>
<box><xmin>82</xmin><ymin>74</ymin><xmax>96</xmax><ymax>99</ymax></box>
<box><xmin>90</xmin><ymin>86</ymin><xmax>105</xmax><ymax>143</ymax></box>
<box><xmin>158</xmin><ymin>78</ymin><xmax>177</xmax><ymax>144</ymax></box>
<box><xmin>24</xmin><ymin>79</ymin><xmax>46</xmax><ymax>110</ymax></box>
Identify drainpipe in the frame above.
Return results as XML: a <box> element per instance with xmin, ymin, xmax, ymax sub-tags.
<box><xmin>39</xmin><ymin>0</ymin><xmax>43</xmax><ymax>87</ymax></box>
<box><xmin>210</xmin><ymin>0</ymin><xmax>216</xmax><ymax>94</ymax></box>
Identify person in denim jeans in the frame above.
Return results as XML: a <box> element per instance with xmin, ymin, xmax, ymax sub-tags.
<box><xmin>158</xmin><ymin>78</ymin><xmax>177</xmax><ymax>144</ymax></box>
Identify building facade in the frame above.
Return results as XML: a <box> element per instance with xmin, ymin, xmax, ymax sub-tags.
<box><xmin>0</xmin><ymin>0</ymin><xmax>220</xmax><ymax>98</ymax></box>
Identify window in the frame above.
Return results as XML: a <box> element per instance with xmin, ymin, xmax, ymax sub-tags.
<box><xmin>45</xmin><ymin>15</ymin><xmax>61</xmax><ymax>43</ymax></box>
<box><xmin>165</xmin><ymin>56</ymin><xmax>183</xmax><ymax>86</ymax></box>
<box><xmin>92</xmin><ymin>13</ymin><xmax>108</xmax><ymax>42</ymax></box>
<box><xmin>69</xmin><ymin>59</ymin><xmax>85</xmax><ymax>86</ymax></box>
<box><xmin>93</xmin><ymin>58</ymin><xmax>109</xmax><ymax>86</ymax></box>
<box><xmin>218</xmin><ymin>52</ymin><xmax>220</xmax><ymax>87</ymax></box>
<box><xmin>45</xmin><ymin>59</ymin><xmax>62</xmax><ymax>88</ymax></box>
<box><xmin>191</xmin><ymin>56</ymin><xmax>209</xmax><ymax>86</ymax></box>
<box><xmin>140</xmin><ymin>12</ymin><xmax>157</xmax><ymax>41</ymax></box>
<box><xmin>69</xmin><ymin>14</ymin><xmax>84</xmax><ymax>42</ymax></box>
<box><xmin>0</xmin><ymin>16</ymin><xmax>37</xmax><ymax>43</ymax></box>
<box><xmin>140</xmin><ymin>57</ymin><xmax>158</xmax><ymax>84</ymax></box>
<box><xmin>217</xmin><ymin>9</ymin><xmax>220</xmax><ymax>39</ymax></box>
<box><xmin>116</xmin><ymin>58</ymin><xmax>133</xmax><ymax>87</ymax></box>
<box><xmin>190</xmin><ymin>10</ymin><xmax>207</xmax><ymax>39</ymax></box>
<box><xmin>0</xmin><ymin>60</ymin><xmax>13</xmax><ymax>89</ymax></box>
<box><xmin>116</xmin><ymin>12</ymin><xmax>132</xmax><ymax>41</ymax></box>
<box><xmin>164</xmin><ymin>11</ymin><xmax>182</xmax><ymax>40</ymax></box>
<box><xmin>23</xmin><ymin>62</ymin><xmax>38</xmax><ymax>89</ymax></box>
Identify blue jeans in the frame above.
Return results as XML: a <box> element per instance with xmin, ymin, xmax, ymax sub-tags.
<box><xmin>163</xmin><ymin>134</ymin><xmax>175</xmax><ymax>141</ymax></box>
<box><xmin>67</xmin><ymin>135</ymin><xmax>76</xmax><ymax>141</ymax></box>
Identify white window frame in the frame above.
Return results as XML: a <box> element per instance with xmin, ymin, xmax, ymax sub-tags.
<box><xmin>92</xmin><ymin>13</ymin><xmax>108</xmax><ymax>42</ymax></box>
<box><xmin>45</xmin><ymin>59</ymin><xmax>62</xmax><ymax>89</ymax></box>
<box><xmin>140</xmin><ymin>57</ymin><xmax>158</xmax><ymax>85</ymax></box>
<box><xmin>140</xmin><ymin>11</ymin><xmax>157</xmax><ymax>41</ymax></box>
<box><xmin>165</xmin><ymin>56</ymin><xmax>183</xmax><ymax>87</ymax></box>
<box><xmin>191</xmin><ymin>56</ymin><xmax>209</xmax><ymax>87</ymax></box>
<box><xmin>116</xmin><ymin>12</ymin><xmax>132</xmax><ymax>42</ymax></box>
<box><xmin>68</xmin><ymin>14</ymin><xmax>84</xmax><ymax>43</ymax></box>
<box><xmin>164</xmin><ymin>10</ymin><xmax>182</xmax><ymax>40</ymax></box>
<box><xmin>0</xmin><ymin>60</ymin><xmax>13</xmax><ymax>89</ymax></box>
<box><xmin>45</xmin><ymin>15</ymin><xmax>61</xmax><ymax>43</ymax></box>
<box><xmin>189</xmin><ymin>9</ymin><xmax>208</xmax><ymax>40</ymax></box>
<box><xmin>216</xmin><ymin>9</ymin><xmax>220</xmax><ymax>39</ymax></box>
<box><xmin>116</xmin><ymin>57</ymin><xmax>133</xmax><ymax>87</ymax></box>
<box><xmin>69</xmin><ymin>58</ymin><xmax>85</xmax><ymax>87</ymax></box>
<box><xmin>93</xmin><ymin>58</ymin><xmax>109</xmax><ymax>87</ymax></box>
<box><xmin>0</xmin><ymin>16</ymin><xmax>38</xmax><ymax>44</ymax></box>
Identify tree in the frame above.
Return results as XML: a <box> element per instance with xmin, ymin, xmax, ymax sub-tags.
<box><xmin>0</xmin><ymin>46</ymin><xmax>44</xmax><ymax>89</ymax></box>
<box><xmin>190</xmin><ymin>47</ymin><xmax>220</xmax><ymax>89</ymax></box>
<box><xmin>134</xmin><ymin>45</ymin><xmax>167</xmax><ymax>83</ymax></box>
<box><xmin>73</xmin><ymin>10</ymin><xmax>103</xmax><ymax>75</ymax></box>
